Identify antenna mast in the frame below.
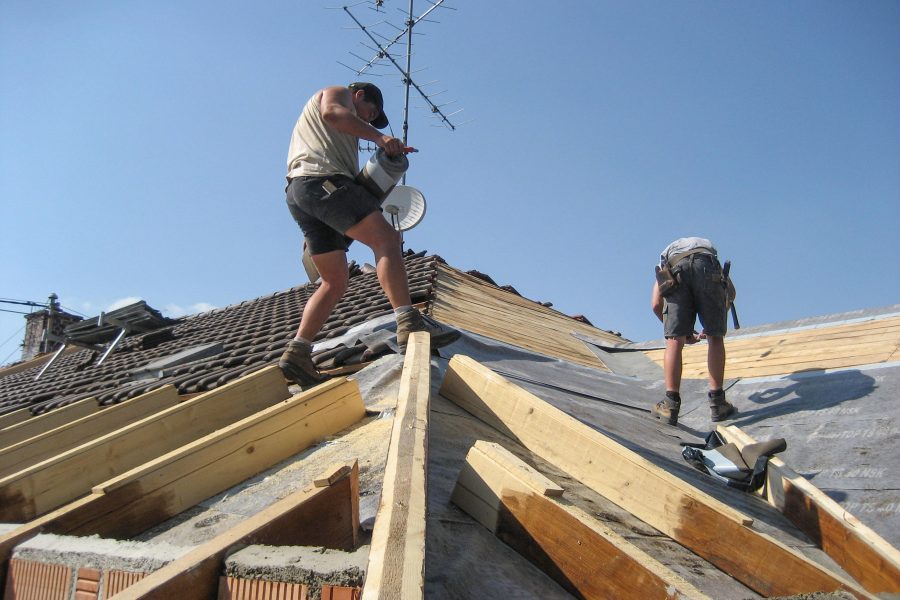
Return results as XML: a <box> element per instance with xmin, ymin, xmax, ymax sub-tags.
<box><xmin>333</xmin><ymin>0</ymin><xmax>462</xmax><ymax>181</ymax></box>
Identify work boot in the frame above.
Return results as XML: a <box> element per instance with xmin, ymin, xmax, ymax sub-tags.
<box><xmin>709</xmin><ymin>389</ymin><xmax>737</xmax><ymax>422</ymax></box>
<box><xmin>278</xmin><ymin>340</ymin><xmax>324</xmax><ymax>387</ymax></box>
<box><xmin>651</xmin><ymin>392</ymin><xmax>681</xmax><ymax>426</ymax></box>
<box><xmin>395</xmin><ymin>309</ymin><xmax>461</xmax><ymax>354</ymax></box>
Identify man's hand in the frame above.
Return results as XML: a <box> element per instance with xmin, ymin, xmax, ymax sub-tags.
<box><xmin>378</xmin><ymin>135</ymin><xmax>404</xmax><ymax>157</ymax></box>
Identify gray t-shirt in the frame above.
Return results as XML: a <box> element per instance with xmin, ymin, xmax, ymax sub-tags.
<box><xmin>286</xmin><ymin>93</ymin><xmax>359</xmax><ymax>180</ymax></box>
<box><xmin>660</xmin><ymin>237</ymin><xmax>717</xmax><ymax>266</ymax></box>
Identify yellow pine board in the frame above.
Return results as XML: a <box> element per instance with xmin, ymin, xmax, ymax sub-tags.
<box><xmin>718</xmin><ymin>424</ymin><xmax>900</xmax><ymax>595</ymax></box>
<box><xmin>0</xmin><ymin>365</ymin><xmax>290</xmax><ymax>522</ymax></box>
<box><xmin>0</xmin><ymin>386</ymin><xmax>181</xmax><ymax>478</ymax></box>
<box><xmin>439</xmin><ymin>355</ymin><xmax>872</xmax><ymax>599</ymax></box>
<box><xmin>362</xmin><ymin>332</ymin><xmax>430</xmax><ymax>600</ymax></box>
<box><xmin>0</xmin><ymin>397</ymin><xmax>99</xmax><ymax>447</ymax></box>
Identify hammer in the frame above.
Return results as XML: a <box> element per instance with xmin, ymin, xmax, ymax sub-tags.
<box><xmin>723</xmin><ymin>260</ymin><xmax>741</xmax><ymax>330</ymax></box>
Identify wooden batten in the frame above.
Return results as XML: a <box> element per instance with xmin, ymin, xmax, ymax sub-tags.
<box><xmin>0</xmin><ymin>396</ymin><xmax>99</xmax><ymax>447</ymax></box>
<box><xmin>0</xmin><ymin>365</ymin><xmax>291</xmax><ymax>522</ymax></box>
<box><xmin>644</xmin><ymin>314</ymin><xmax>900</xmax><ymax>379</ymax></box>
<box><xmin>0</xmin><ymin>378</ymin><xmax>365</xmax><ymax>592</ymax></box>
<box><xmin>430</xmin><ymin>263</ymin><xmax>619</xmax><ymax>371</ymax></box>
<box><xmin>439</xmin><ymin>355</ymin><xmax>874</xmax><ymax>599</ymax></box>
<box><xmin>718</xmin><ymin>424</ymin><xmax>900</xmax><ymax>595</ymax></box>
<box><xmin>0</xmin><ymin>385</ymin><xmax>181</xmax><ymax>478</ymax></box>
<box><xmin>107</xmin><ymin>462</ymin><xmax>360</xmax><ymax>600</ymax></box>
<box><xmin>452</xmin><ymin>440</ymin><xmax>710</xmax><ymax>600</ymax></box>
<box><xmin>0</xmin><ymin>407</ymin><xmax>32</xmax><ymax>432</ymax></box>
<box><xmin>362</xmin><ymin>332</ymin><xmax>431</xmax><ymax>600</ymax></box>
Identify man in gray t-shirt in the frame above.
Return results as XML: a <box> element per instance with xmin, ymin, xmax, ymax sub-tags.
<box><xmin>650</xmin><ymin>237</ymin><xmax>736</xmax><ymax>426</ymax></box>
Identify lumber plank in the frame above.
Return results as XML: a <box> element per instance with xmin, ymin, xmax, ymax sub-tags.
<box><xmin>439</xmin><ymin>355</ymin><xmax>874</xmax><ymax>599</ymax></box>
<box><xmin>0</xmin><ymin>365</ymin><xmax>290</xmax><ymax>522</ymax></box>
<box><xmin>0</xmin><ymin>380</ymin><xmax>364</xmax><ymax>592</ymax></box>
<box><xmin>0</xmin><ymin>407</ymin><xmax>32</xmax><ymax>432</ymax></box>
<box><xmin>451</xmin><ymin>440</ymin><xmax>710</xmax><ymax>599</ymax></box>
<box><xmin>0</xmin><ymin>385</ymin><xmax>181</xmax><ymax>478</ymax></box>
<box><xmin>107</xmin><ymin>462</ymin><xmax>360</xmax><ymax>600</ymax></box>
<box><xmin>718</xmin><ymin>424</ymin><xmax>900</xmax><ymax>595</ymax></box>
<box><xmin>76</xmin><ymin>377</ymin><xmax>365</xmax><ymax>538</ymax></box>
<box><xmin>0</xmin><ymin>396</ymin><xmax>98</xmax><ymax>447</ymax></box>
<box><xmin>362</xmin><ymin>332</ymin><xmax>430</xmax><ymax>600</ymax></box>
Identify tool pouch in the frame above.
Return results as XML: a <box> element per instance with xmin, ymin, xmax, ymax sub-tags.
<box><xmin>655</xmin><ymin>265</ymin><xmax>679</xmax><ymax>297</ymax></box>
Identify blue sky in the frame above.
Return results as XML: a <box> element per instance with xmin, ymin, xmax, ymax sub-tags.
<box><xmin>2</xmin><ymin>1</ymin><xmax>898</xmax><ymax>364</ymax></box>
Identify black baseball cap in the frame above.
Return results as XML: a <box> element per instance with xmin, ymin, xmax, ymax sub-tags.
<box><xmin>349</xmin><ymin>82</ymin><xmax>389</xmax><ymax>129</ymax></box>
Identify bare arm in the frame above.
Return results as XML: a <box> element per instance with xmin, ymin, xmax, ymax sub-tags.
<box><xmin>651</xmin><ymin>281</ymin><xmax>664</xmax><ymax>323</ymax></box>
<box><xmin>318</xmin><ymin>86</ymin><xmax>403</xmax><ymax>155</ymax></box>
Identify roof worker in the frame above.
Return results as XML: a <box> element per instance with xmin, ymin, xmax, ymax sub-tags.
<box><xmin>650</xmin><ymin>237</ymin><xmax>737</xmax><ymax>426</ymax></box>
<box><xmin>278</xmin><ymin>82</ymin><xmax>460</xmax><ymax>386</ymax></box>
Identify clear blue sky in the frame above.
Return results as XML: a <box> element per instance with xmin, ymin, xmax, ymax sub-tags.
<box><xmin>2</xmin><ymin>1</ymin><xmax>899</xmax><ymax>364</ymax></box>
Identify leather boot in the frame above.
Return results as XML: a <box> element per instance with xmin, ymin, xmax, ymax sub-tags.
<box><xmin>651</xmin><ymin>392</ymin><xmax>681</xmax><ymax>426</ymax></box>
<box><xmin>709</xmin><ymin>389</ymin><xmax>737</xmax><ymax>422</ymax></box>
<box><xmin>395</xmin><ymin>309</ymin><xmax>461</xmax><ymax>354</ymax></box>
<box><xmin>278</xmin><ymin>340</ymin><xmax>324</xmax><ymax>387</ymax></box>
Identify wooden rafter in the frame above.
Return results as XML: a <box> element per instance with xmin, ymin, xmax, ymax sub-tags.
<box><xmin>0</xmin><ymin>377</ymin><xmax>366</xmax><ymax>592</ymax></box>
<box><xmin>718</xmin><ymin>424</ymin><xmax>900</xmax><ymax>595</ymax></box>
<box><xmin>107</xmin><ymin>462</ymin><xmax>360</xmax><ymax>599</ymax></box>
<box><xmin>439</xmin><ymin>354</ymin><xmax>873</xmax><ymax>599</ymax></box>
<box><xmin>362</xmin><ymin>332</ymin><xmax>430</xmax><ymax>600</ymax></box>
<box><xmin>0</xmin><ymin>385</ymin><xmax>180</xmax><ymax>478</ymax></box>
<box><xmin>452</xmin><ymin>440</ymin><xmax>711</xmax><ymax>600</ymax></box>
<box><xmin>0</xmin><ymin>365</ymin><xmax>291</xmax><ymax>522</ymax></box>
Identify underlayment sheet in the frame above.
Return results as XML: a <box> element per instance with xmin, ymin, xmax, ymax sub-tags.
<box><xmin>677</xmin><ymin>363</ymin><xmax>900</xmax><ymax>548</ymax></box>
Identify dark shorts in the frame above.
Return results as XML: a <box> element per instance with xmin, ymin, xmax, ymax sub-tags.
<box><xmin>285</xmin><ymin>175</ymin><xmax>382</xmax><ymax>255</ymax></box>
<box><xmin>663</xmin><ymin>253</ymin><xmax>729</xmax><ymax>338</ymax></box>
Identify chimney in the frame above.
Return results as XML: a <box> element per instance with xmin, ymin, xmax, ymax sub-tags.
<box><xmin>21</xmin><ymin>294</ymin><xmax>82</xmax><ymax>362</ymax></box>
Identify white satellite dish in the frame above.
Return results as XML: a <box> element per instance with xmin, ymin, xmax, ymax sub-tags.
<box><xmin>381</xmin><ymin>185</ymin><xmax>426</xmax><ymax>232</ymax></box>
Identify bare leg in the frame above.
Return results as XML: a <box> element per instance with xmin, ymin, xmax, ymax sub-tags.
<box><xmin>706</xmin><ymin>335</ymin><xmax>726</xmax><ymax>390</ymax></box>
<box><xmin>296</xmin><ymin>250</ymin><xmax>349</xmax><ymax>341</ymax></box>
<box><xmin>664</xmin><ymin>336</ymin><xmax>686</xmax><ymax>392</ymax></box>
<box><xmin>345</xmin><ymin>211</ymin><xmax>412</xmax><ymax>308</ymax></box>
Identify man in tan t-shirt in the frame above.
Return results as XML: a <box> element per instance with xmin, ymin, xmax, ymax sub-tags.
<box><xmin>279</xmin><ymin>82</ymin><xmax>459</xmax><ymax>386</ymax></box>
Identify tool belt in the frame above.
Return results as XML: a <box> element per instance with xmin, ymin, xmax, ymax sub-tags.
<box><xmin>667</xmin><ymin>248</ymin><xmax>715</xmax><ymax>269</ymax></box>
<box><xmin>655</xmin><ymin>264</ymin><xmax>679</xmax><ymax>296</ymax></box>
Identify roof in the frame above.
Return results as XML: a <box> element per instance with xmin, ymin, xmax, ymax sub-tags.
<box><xmin>0</xmin><ymin>253</ymin><xmax>897</xmax><ymax>599</ymax></box>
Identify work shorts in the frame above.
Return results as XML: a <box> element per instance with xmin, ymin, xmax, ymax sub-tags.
<box><xmin>285</xmin><ymin>175</ymin><xmax>381</xmax><ymax>255</ymax></box>
<box><xmin>663</xmin><ymin>253</ymin><xmax>729</xmax><ymax>338</ymax></box>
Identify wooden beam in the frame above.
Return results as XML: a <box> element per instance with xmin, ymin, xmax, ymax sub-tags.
<box><xmin>0</xmin><ymin>407</ymin><xmax>32</xmax><ymax>431</ymax></box>
<box><xmin>0</xmin><ymin>396</ymin><xmax>99</xmax><ymax>447</ymax></box>
<box><xmin>362</xmin><ymin>332</ymin><xmax>430</xmax><ymax>600</ymax></box>
<box><xmin>69</xmin><ymin>377</ymin><xmax>365</xmax><ymax>538</ymax></box>
<box><xmin>718</xmin><ymin>424</ymin><xmax>900</xmax><ymax>595</ymax></box>
<box><xmin>0</xmin><ymin>365</ymin><xmax>290</xmax><ymax>522</ymax></box>
<box><xmin>107</xmin><ymin>462</ymin><xmax>360</xmax><ymax>600</ymax></box>
<box><xmin>439</xmin><ymin>355</ymin><xmax>874</xmax><ymax>599</ymax></box>
<box><xmin>452</xmin><ymin>441</ymin><xmax>710</xmax><ymax>600</ymax></box>
<box><xmin>0</xmin><ymin>385</ymin><xmax>181</xmax><ymax>478</ymax></box>
<box><xmin>451</xmin><ymin>440</ymin><xmax>563</xmax><ymax>531</ymax></box>
<box><xmin>0</xmin><ymin>379</ymin><xmax>364</xmax><ymax>592</ymax></box>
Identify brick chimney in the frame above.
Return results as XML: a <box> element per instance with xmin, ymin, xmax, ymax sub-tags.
<box><xmin>21</xmin><ymin>293</ymin><xmax>82</xmax><ymax>361</ymax></box>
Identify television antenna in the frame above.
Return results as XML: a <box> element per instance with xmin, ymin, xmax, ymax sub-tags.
<box><xmin>330</xmin><ymin>0</ymin><xmax>466</xmax><ymax>181</ymax></box>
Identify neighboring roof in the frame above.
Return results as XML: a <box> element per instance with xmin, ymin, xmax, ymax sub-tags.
<box><xmin>0</xmin><ymin>254</ymin><xmax>897</xmax><ymax>599</ymax></box>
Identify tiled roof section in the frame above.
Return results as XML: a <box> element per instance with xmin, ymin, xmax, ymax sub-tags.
<box><xmin>0</xmin><ymin>251</ymin><xmax>439</xmax><ymax>416</ymax></box>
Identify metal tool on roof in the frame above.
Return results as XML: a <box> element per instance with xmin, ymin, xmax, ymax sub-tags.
<box><xmin>723</xmin><ymin>260</ymin><xmax>740</xmax><ymax>330</ymax></box>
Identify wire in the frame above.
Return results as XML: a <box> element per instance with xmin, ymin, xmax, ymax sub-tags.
<box><xmin>0</xmin><ymin>324</ymin><xmax>25</xmax><ymax>365</ymax></box>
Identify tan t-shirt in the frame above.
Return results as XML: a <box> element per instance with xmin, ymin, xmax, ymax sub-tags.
<box><xmin>286</xmin><ymin>93</ymin><xmax>359</xmax><ymax>179</ymax></box>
